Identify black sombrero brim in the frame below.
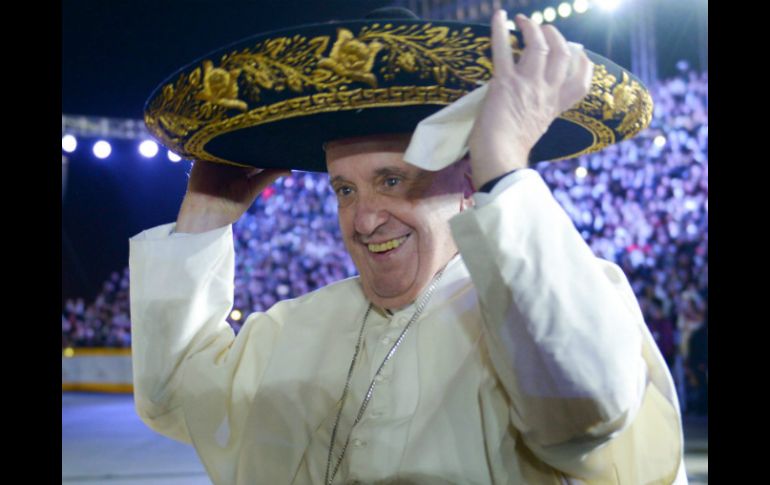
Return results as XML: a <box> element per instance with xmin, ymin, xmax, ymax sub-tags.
<box><xmin>145</xmin><ymin>17</ymin><xmax>652</xmax><ymax>172</ymax></box>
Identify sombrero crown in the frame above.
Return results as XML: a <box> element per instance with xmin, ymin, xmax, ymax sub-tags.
<box><xmin>145</xmin><ymin>7</ymin><xmax>652</xmax><ymax>172</ymax></box>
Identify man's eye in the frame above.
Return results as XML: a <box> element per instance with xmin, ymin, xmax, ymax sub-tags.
<box><xmin>336</xmin><ymin>186</ymin><xmax>353</xmax><ymax>197</ymax></box>
<box><xmin>385</xmin><ymin>177</ymin><xmax>401</xmax><ymax>187</ymax></box>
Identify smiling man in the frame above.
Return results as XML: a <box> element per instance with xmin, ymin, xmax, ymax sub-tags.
<box><xmin>326</xmin><ymin>133</ymin><xmax>473</xmax><ymax>311</ymax></box>
<box><xmin>130</xmin><ymin>8</ymin><xmax>686</xmax><ymax>485</ymax></box>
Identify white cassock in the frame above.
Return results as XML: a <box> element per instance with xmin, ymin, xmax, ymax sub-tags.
<box><xmin>129</xmin><ymin>169</ymin><xmax>687</xmax><ymax>484</ymax></box>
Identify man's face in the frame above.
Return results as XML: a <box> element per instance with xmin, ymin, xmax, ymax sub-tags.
<box><xmin>326</xmin><ymin>134</ymin><xmax>472</xmax><ymax>311</ymax></box>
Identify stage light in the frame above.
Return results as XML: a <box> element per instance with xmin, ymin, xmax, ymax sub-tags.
<box><xmin>594</xmin><ymin>0</ymin><xmax>621</xmax><ymax>12</ymax></box>
<box><xmin>558</xmin><ymin>3</ymin><xmax>573</xmax><ymax>17</ymax></box>
<box><xmin>574</xmin><ymin>0</ymin><xmax>589</xmax><ymax>14</ymax></box>
<box><xmin>230</xmin><ymin>309</ymin><xmax>242</xmax><ymax>321</ymax></box>
<box><xmin>62</xmin><ymin>134</ymin><xmax>77</xmax><ymax>153</ymax></box>
<box><xmin>531</xmin><ymin>11</ymin><xmax>544</xmax><ymax>24</ymax></box>
<box><xmin>654</xmin><ymin>135</ymin><xmax>666</xmax><ymax>148</ymax></box>
<box><xmin>167</xmin><ymin>151</ymin><xmax>182</xmax><ymax>162</ymax></box>
<box><xmin>139</xmin><ymin>140</ymin><xmax>159</xmax><ymax>158</ymax></box>
<box><xmin>93</xmin><ymin>141</ymin><xmax>112</xmax><ymax>159</ymax></box>
<box><xmin>543</xmin><ymin>7</ymin><xmax>557</xmax><ymax>22</ymax></box>
<box><xmin>575</xmin><ymin>166</ymin><xmax>588</xmax><ymax>179</ymax></box>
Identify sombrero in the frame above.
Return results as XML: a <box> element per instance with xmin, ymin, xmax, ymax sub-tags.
<box><xmin>144</xmin><ymin>7</ymin><xmax>652</xmax><ymax>172</ymax></box>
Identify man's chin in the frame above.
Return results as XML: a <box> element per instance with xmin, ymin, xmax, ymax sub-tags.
<box><xmin>366</xmin><ymin>284</ymin><xmax>419</xmax><ymax>312</ymax></box>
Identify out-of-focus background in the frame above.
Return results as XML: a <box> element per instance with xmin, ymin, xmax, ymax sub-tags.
<box><xmin>62</xmin><ymin>0</ymin><xmax>707</xmax><ymax>483</ymax></box>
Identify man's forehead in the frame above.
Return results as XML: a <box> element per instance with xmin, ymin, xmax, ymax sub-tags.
<box><xmin>325</xmin><ymin>133</ymin><xmax>413</xmax><ymax>163</ymax></box>
<box><xmin>329</xmin><ymin>164</ymin><xmax>414</xmax><ymax>185</ymax></box>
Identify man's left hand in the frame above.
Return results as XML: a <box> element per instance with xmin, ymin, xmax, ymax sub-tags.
<box><xmin>468</xmin><ymin>10</ymin><xmax>594</xmax><ymax>189</ymax></box>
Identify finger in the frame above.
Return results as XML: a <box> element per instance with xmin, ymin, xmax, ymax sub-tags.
<box><xmin>541</xmin><ymin>24</ymin><xmax>571</xmax><ymax>86</ymax></box>
<box><xmin>245</xmin><ymin>168</ymin><xmax>262</xmax><ymax>178</ymax></box>
<box><xmin>514</xmin><ymin>14</ymin><xmax>548</xmax><ymax>79</ymax></box>
<box><xmin>248</xmin><ymin>168</ymin><xmax>291</xmax><ymax>192</ymax></box>
<box><xmin>559</xmin><ymin>52</ymin><xmax>594</xmax><ymax>112</ymax></box>
<box><xmin>573</xmin><ymin>52</ymin><xmax>594</xmax><ymax>99</ymax></box>
<box><xmin>490</xmin><ymin>9</ymin><xmax>515</xmax><ymax>79</ymax></box>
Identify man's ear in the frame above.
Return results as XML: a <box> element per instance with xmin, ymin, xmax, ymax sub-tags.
<box><xmin>459</xmin><ymin>170</ymin><xmax>475</xmax><ymax>211</ymax></box>
<box><xmin>463</xmin><ymin>171</ymin><xmax>475</xmax><ymax>199</ymax></box>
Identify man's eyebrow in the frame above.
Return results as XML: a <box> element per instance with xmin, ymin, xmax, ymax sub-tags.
<box><xmin>373</xmin><ymin>166</ymin><xmax>411</xmax><ymax>178</ymax></box>
<box><xmin>329</xmin><ymin>175</ymin><xmax>349</xmax><ymax>186</ymax></box>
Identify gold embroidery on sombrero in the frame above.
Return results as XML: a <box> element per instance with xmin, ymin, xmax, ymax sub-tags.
<box><xmin>144</xmin><ymin>24</ymin><xmax>651</xmax><ymax>166</ymax></box>
<box><xmin>195</xmin><ymin>61</ymin><xmax>248</xmax><ymax>113</ymax></box>
<box><xmin>184</xmin><ymin>85</ymin><xmax>468</xmax><ymax>166</ymax></box>
<box><xmin>352</xmin><ymin>23</ymin><xmax>501</xmax><ymax>86</ymax></box>
<box><xmin>145</xmin><ymin>24</ymin><xmax>502</xmax><ymax>163</ymax></box>
<box><xmin>317</xmin><ymin>28</ymin><xmax>383</xmax><ymax>87</ymax></box>
<box><xmin>613</xmin><ymin>72</ymin><xmax>653</xmax><ymax>141</ymax></box>
<box><xmin>551</xmin><ymin>111</ymin><xmax>611</xmax><ymax>161</ymax></box>
<box><xmin>551</xmin><ymin>67</ymin><xmax>652</xmax><ymax>161</ymax></box>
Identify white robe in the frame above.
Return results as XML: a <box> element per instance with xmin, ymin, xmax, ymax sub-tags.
<box><xmin>129</xmin><ymin>169</ymin><xmax>687</xmax><ymax>484</ymax></box>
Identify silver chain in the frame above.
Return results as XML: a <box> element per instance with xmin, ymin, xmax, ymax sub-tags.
<box><xmin>324</xmin><ymin>267</ymin><xmax>447</xmax><ymax>485</ymax></box>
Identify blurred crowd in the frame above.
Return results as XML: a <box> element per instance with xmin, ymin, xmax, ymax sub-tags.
<box><xmin>62</xmin><ymin>65</ymin><xmax>707</xmax><ymax>414</ymax></box>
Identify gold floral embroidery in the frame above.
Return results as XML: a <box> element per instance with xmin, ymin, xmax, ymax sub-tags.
<box><xmin>145</xmin><ymin>22</ymin><xmax>650</xmax><ymax>167</ymax></box>
<box><xmin>184</xmin><ymin>85</ymin><xmax>466</xmax><ymax>166</ymax></box>
<box><xmin>194</xmin><ymin>60</ymin><xmax>248</xmax><ymax>112</ymax></box>
<box><xmin>613</xmin><ymin>73</ymin><xmax>653</xmax><ymax>140</ymax></box>
<box><xmin>317</xmin><ymin>28</ymin><xmax>383</xmax><ymax>87</ymax></box>
<box><xmin>566</xmin><ymin>65</ymin><xmax>653</xmax><ymax>144</ymax></box>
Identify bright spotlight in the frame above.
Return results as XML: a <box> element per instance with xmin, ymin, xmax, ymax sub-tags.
<box><xmin>575</xmin><ymin>166</ymin><xmax>588</xmax><ymax>179</ymax></box>
<box><xmin>558</xmin><ymin>2</ymin><xmax>573</xmax><ymax>17</ymax></box>
<box><xmin>139</xmin><ymin>140</ymin><xmax>159</xmax><ymax>158</ymax></box>
<box><xmin>167</xmin><ymin>150</ymin><xmax>182</xmax><ymax>162</ymax></box>
<box><xmin>594</xmin><ymin>0</ymin><xmax>621</xmax><ymax>12</ymax></box>
<box><xmin>574</xmin><ymin>0</ymin><xmax>589</xmax><ymax>14</ymax></box>
<box><xmin>653</xmin><ymin>135</ymin><xmax>667</xmax><ymax>148</ymax></box>
<box><xmin>93</xmin><ymin>141</ymin><xmax>112</xmax><ymax>159</ymax></box>
<box><xmin>531</xmin><ymin>11</ymin><xmax>544</xmax><ymax>24</ymax></box>
<box><xmin>62</xmin><ymin>134</ymin><xmax>77</xmax><ymax>153</ymax></box>
<box><xmin>543</xmin><ymin>7</ymin><xmax>557</xmax><ymax>22</ymax></box>
<box><xmin>230</xmin><ymin>309</ymin><xmax>243</xmax><ymax>321</ymax></box>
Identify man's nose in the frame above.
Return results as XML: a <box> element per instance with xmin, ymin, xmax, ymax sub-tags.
<box><xmin>353</xmin><ymin>194</ymin><xmax>388</xmax><ymax>237</ymax></box>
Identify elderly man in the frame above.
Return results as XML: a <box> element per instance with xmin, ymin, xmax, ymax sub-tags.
<box><xmin>131</xmin><ymin>8</ymin><xmax>686</xmax><ymax>485</ymax></box>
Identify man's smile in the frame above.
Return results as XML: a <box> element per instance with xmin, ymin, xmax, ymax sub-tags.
<box><xmin>366</xmin><ymin>234</ymin><xmax>411</xmax><ymax>253</ymax></box>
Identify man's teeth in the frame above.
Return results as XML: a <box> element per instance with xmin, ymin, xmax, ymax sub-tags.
<box><xmin>368</xmin><ymin>235</ymin><xmax>408</xmax><ymax>253</ymax></box>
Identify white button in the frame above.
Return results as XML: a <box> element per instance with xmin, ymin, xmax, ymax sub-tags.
<box><xmin>391</xmin><ymin>316</ymin><xmax>407</xmax><ymax>326</ymax></box>
<box><xmin>375</xmin><ymin>374</ymin><xmax>389</xmax><ymax>383</ymax></box>
<box><xmin>381</xmin><ymin>336</ymin><xmax>393</xmax><ymax>345</ymax></box>
<box><xmin>352</xmin><ymin>438</ymin><xmax>366</xmax><ymax>448</ymax></box>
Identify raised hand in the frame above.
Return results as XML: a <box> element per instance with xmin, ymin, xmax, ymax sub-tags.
<box><xmin>468</xmin><ymin>10</ymin><xmax>593</xmax><ymax>189</ymax></box>
<box><xmin>175</xmin><ymin>161</ymin><xmax>290</xmax><ymax>233</ymax></box>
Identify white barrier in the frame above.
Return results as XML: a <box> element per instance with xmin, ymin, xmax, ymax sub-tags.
<box><xmin>62</xmin><ymin>348</ymin><xmax>133</xmax><ymax>393</ymax></box>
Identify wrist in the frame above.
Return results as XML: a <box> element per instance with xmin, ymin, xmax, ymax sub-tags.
<box><xmin>175</xmin><ymin>194</ymin><xmax>235</xmax><ymax>234</ymax></box>
<box><xmin>470</xmin><ymin>155</ymin><xmax>528</xmax><ymax>190</ymax></box>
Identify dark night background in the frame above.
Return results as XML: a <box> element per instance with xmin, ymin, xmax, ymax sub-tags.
<box><xmin>62</xmin><ymin>0</ymin><xmax>706</xmax><ymax>305</ymax></box>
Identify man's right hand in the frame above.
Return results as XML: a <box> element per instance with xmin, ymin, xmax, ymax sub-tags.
<box><xmin>175</xmin><ymin>161</ymin><xmax>290</xmax><ymax>234</ymax></box>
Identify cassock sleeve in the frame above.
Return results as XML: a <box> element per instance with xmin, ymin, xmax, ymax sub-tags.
<box><xmin>128</xmin><ymin>222</ymin><xmax>283</xmax><ymax>452</ymax></box>
<box><xmin>449</xmin><ymin>169</ymin><xmax>685</xmax><ymax>483</ymax></box>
